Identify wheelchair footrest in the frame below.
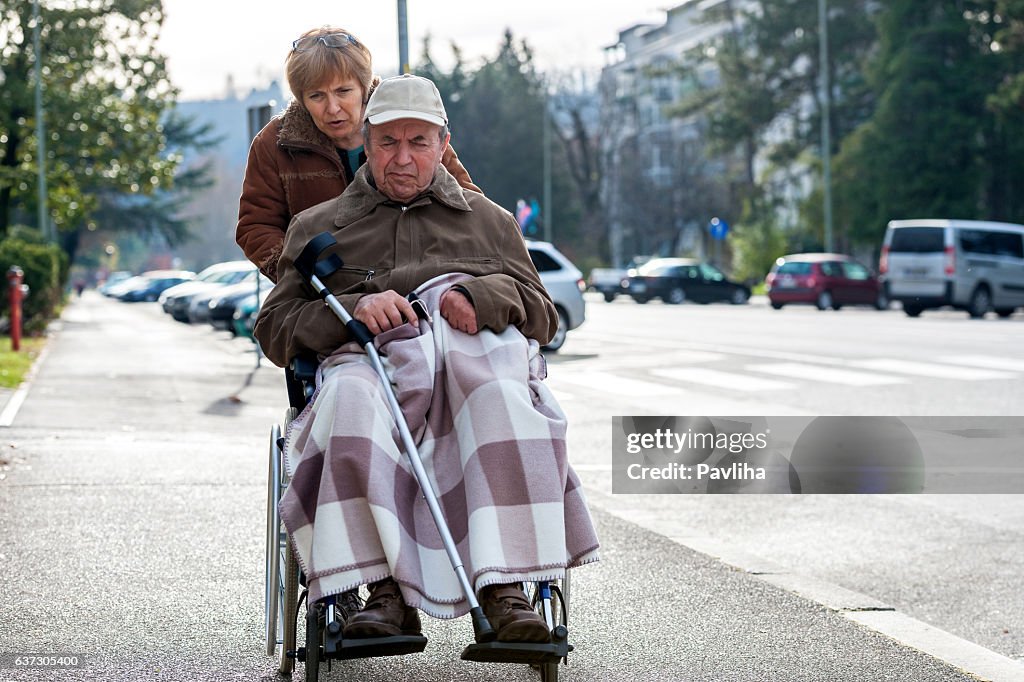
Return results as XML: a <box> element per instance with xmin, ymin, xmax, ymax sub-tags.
<box><xmin>325</xmin><ymin>634</ymin><xmax>428</xmax><ymax>660</ymax></box>
<box><xmin>460</xmin><ymin>639</ymin><xmax>571</xmax><ymax>665</ymax></box>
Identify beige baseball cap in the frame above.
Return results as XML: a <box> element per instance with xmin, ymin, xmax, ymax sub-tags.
<box><xmin>364</xmin><ymin>74</ymin><xmax>448</xmax><ymax>126</ymax></box>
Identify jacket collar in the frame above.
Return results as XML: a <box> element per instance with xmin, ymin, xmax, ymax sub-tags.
<box><xmin>334</xmin><ymin>164</ymin><xmax>472</xmax><ymax>226</ymax></box>
<box><xmin>277</xmin><ymin>99</ymin><xmax>335</xmax><ymax>152</ymax></box>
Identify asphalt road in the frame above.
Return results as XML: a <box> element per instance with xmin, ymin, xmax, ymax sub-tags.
<box><xmin>0</xmin><ymin>291</ymin><xmax>1018</xmax><ymax>681</ymax></box>
<box><xmin>549</xmin><ymin>293</ymin><xmax>1024</xmax><ymax>666</ymax></box>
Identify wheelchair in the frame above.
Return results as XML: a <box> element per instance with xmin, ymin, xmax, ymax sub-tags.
<box><xmin>263</xmin><ymin>234</ymin><xmax>574</xmax><ymax>681</ymax></box>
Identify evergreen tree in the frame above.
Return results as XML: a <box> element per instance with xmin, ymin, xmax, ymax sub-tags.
<box><xmin>0</xmin><ymin>0</ymin><xmax>208</xmax><ymax>263</ymax></box>
<box><xmin>981</xmin><ymin>0</ymin><xmax>1024</xmax><ymax>221</ymax></box>
<box><xmin>834</xmin><ymin>2</ymin><xmax>997</xmax><ymax>245</ymax></box>
<box><xmin>416</xmin><ymin>31</ymin><xmax>583</xmax><ymax>256</ymax></box>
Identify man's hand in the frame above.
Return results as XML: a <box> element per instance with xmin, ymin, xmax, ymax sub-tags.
<box><xmin>440</xmin><ymin>288</ymin><xmax>478</xmax><ymax>334</ymax></box>
<box><xmin>354</xmin><ymin>291</ymin><xmax>418</xmax><ymax>334</ymax></box>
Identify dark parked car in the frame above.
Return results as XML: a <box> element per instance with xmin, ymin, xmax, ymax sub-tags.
<box><xmin>207</xmin><ymin>276</ymin><xmax>274</xmax><ymax>333</ymax></box>
<box><xmin>621</xmin><ymin>258</ymin><xmax>750</xmax><ymax>305</ymax></box>
<box><xmin>115</xmin><ymin>270</ymin><xmax>194</xmax><ymax>302</ymax></box>
<box><xmin>765</xmin><ymin>253</ymin><xmax>888</xmax><ymax>311</ymax></box>
<box><xmin>162</xmin><ymin>261</ymin><xmax>255</xmax><ymax>321</ymax></box>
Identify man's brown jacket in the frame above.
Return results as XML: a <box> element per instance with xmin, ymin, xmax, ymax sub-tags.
<box><xmin>254</xmin><ymin>165</ymin><xmax>555</xmax><ymax>367</ymax></box>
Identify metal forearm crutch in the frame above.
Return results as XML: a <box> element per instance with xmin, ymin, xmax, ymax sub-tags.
<box><xmin>294</xmin><ymin>232</ymin><xmax>497</xmax><ymax>644</ymax></box>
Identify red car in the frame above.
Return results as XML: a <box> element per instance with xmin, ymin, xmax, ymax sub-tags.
<box><xmin>766</xmin><ymin>253</ymin><xmax>889</xmax><ymax>311</ymax></box>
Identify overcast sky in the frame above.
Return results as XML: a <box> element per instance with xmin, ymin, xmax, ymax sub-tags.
<box><xmin>157</xmin><ymin>0</ymin><xmax>674</xmax><ymax>101</ymax></box>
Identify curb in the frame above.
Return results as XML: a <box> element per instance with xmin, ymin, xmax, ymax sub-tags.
<box><xmin>0</xmin><ymin>323</ymin><xmax>58</xmax><ymax>428</ymax></box>
<box><xmin>586</xmin><ymin>488</ymin><xmax>1024</xmax><ymax>682</ymax></box>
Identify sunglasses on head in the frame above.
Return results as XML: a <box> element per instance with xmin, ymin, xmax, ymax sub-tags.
<box><xmin>291</xmin><ymin>32</ymin><xmax>359</xmax><ymax>52</ymax></box>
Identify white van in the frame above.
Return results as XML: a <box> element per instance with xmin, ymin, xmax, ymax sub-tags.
<box><xmin>879</xmin><ymin>219</ymin><xmax>1024</xmax><ymax>318</ymax></box>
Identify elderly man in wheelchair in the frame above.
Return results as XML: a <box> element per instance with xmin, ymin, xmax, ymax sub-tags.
<box><xmin>255</xmin><ymin>74</ymin><xmax>599</xmax><ymax>676</ymax></box>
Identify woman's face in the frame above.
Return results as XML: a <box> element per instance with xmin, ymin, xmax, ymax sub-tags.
<box><xmin>303</xmin><ymin>75</ymin><xmax>365</xmax><ymax>149</ymax></box>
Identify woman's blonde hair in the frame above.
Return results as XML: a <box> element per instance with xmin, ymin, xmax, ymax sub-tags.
<box><xmin>286</xmin><ymin>26</ymin><xmax>375</xmax><ymax>102</ymax></box>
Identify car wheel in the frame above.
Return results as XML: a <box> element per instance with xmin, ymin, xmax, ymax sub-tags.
<box><xmin>815</xmin><ymin>291</ymin><xmax>833</xmax><ymax>311</ymax></box>
<box><xmin>603</xmin><ymin>292</ymin><xmax>616</xmax><ymax>303</ymax></box>
<box><xmin>903</xmin><ymin>303</ymin><xmax>923</xmax><ymax>317</ymax></box>
<box><xmin>731</xmin><ymin>289</ymin><xmax>749</xmax><ymax>305</ymax></box>
<box><xmin>542</xmin><ymin>307</ymin><xmax>569</xmax><ymax>352</ymax></box>
<box><xmin>633</xmin><ymin>296</ymin><xmax>649</xmax><ymax>304</ymax></box>
<box><xmin>666</xmin><ymin>287</ymin><xmax>686</xmax><ymax>305</ymax></box>
<box><xmin>968</xmin><ymin>286</ymin><xmax>991</xmax><ymax>319</ymax></box>
<box><xmin>770</xmin><ymin>301</ymin><xmax>783</xmax><ymax>310</ymax></box>
<box><xmin>995</xmin><ymin>308</ymin><xmax>1015</xmax><ymax>318</ymax></box>
<box><xmin>875</xmin><ymin>291</ymin><xmax>890</xmax><ymax>310</ymax></box>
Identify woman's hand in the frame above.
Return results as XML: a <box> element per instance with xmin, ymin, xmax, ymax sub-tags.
<box><xmin>440</xmin><ymin>288</ymin><xmax>478</xmax><ymax>334</ymax></box>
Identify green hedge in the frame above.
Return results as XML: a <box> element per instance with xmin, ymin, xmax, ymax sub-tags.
<box><xmin>0</xmin><ymin>232</ymin><xmax>66</xmax><ymax>334</ymax></box>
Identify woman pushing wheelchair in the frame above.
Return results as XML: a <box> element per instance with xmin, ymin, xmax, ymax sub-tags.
<box><xmin>253</xmin><ymin>72</ymin><xmax>600</xmax><ymax>649</ymax></box>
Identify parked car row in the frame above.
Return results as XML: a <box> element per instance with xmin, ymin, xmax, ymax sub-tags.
<box><xmin>590</xmin><ymin>218</ymin><xmax>1024</xmax><ymax>320</ymax></box>
<box><xmin>102</xmin><ymin>261</ymin><xmax>272</xmax><ymax>338</ymax></box>
<box><xmin>100</xmin><ymin>270</ymin><xmax>195</xmax><ymax>302</ymax></box>
<box><xmin>159</xmin><ymin>262</ymin><xmax>272</xmax><ymax>335</ymax></box>
<box><xmin>161</xmin><ymin>261</ymin><xmax>254</xmax><ymax>322</ymax></box>
<box><xmin>100</xmin><ymin>241</ymin><xmax>588</xmax><ymax>351</ymax></box>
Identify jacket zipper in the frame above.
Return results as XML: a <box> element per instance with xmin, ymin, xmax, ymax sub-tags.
<box><xmin>338</xmin><ymin>265</ymin><xmax>375</xmax><ymax>281</ymax></box>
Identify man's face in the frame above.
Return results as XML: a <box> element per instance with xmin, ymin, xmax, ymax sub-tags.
<box><xmin>366</xmin><ymin>119</ymin><xmax>448</xmax><ymax>203</ymax></box>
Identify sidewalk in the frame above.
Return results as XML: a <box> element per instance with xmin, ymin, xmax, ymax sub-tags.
<box><xmin>0</xmin><ymin>293</ymin><xmax>1017</xmax><ymax>681</ymax></box>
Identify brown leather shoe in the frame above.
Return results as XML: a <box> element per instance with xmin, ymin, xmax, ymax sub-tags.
<box><xmin>342</xmin><ymin>578</ymin><xmax>421</xmax><ymax>638</ymax></box>
<box><xmin>479</xmin><ymin>583</ymin><xmax>551</xmax><ymax>643</ymax></box>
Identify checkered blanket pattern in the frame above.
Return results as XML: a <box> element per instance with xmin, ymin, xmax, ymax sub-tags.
<box><xmin>280</xmin><ymin>274</ymin><xmax>600</xmax><ymax>617</ymax></box>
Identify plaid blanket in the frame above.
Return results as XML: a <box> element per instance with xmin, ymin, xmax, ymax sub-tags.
<box><xmin>281</xmin><ymin>273</ymin><xmax>600</xmax><ymax>617</ymax></box>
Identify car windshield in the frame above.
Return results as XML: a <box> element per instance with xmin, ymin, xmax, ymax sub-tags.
<box><xmin>638</xmin><ymin>261</ymin><xmax>679</xmax><ymax>276</ymax></box>
<box><xmin>890</xmin><ymin>227</ymin><xmax>944</xmax><ymax>253</ymax></box>
<box><xmin>776</xmin><ymin>262</ymin><xmax>813</xmax><ymax>275</ymax></box>
<box><xmin>698</xmin><ymin>263</ymin><xmax>725</xmax><ymax>281</ymax></box>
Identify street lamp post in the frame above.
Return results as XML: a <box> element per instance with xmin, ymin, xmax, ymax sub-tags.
<box><xmin>397</xmin><ymin>0</ymin><xmax>409</xmax><ymax>74</ymax></box>
<box><xmin>33</xmin><ymin>0</ymin><xmax>49</xmax><ymax>241</ymax></box>
<box><xmin>542</xmin><ymin>91</ymin><xmax>552</xmax><ymax>242</ymax></box>
<box><xmin>819</xmin><ymin>0</ymin><xmax>833</xmax><ymax>252</ymax></box>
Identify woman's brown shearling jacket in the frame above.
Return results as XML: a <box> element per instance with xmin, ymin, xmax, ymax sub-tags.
<box><xmin>236</xmin><ymin>100</ymin><xmax>481</xmax><ymax>280</ymax></box>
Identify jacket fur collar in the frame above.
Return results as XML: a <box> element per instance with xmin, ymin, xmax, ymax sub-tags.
<box><xmin>277</xmin><ymin>100</ymin><xmax>336</xmax><ymax>152</ymax></box>
<box><xmin>334</xmin><ymin>165</ymin><xmax>472</xmax><ymax>227</ymax></box>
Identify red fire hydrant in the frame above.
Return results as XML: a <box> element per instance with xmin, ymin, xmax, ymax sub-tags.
<box><xmin>7</xmin><ymin>266</ymin><xmax>25</xmax><ymax>351</ymax></box>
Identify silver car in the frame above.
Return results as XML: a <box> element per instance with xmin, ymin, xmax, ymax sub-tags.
<box><xmin>527</xmin><ymin>240</ymin><xmax>586</xmax><ymax>352</ymax></box>
<box><xmin>880</xmin><ymin>219</ymin><xmax>1024</xmax><ymax>318</ymax></box>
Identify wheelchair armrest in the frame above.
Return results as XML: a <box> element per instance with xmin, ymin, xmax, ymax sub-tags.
<box><xmin>290</xmin><ymin>354</ymin><xmax>319</xmax><ymax>383</ymax></box>
<box><xmin>285</xmin><ymin>354</ymin><xmax>319</xmax><ymax>409</ymax></box>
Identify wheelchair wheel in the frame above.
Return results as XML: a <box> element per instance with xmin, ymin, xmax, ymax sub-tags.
<box><xmin>531</xmin><ymin>573</ymin><xmax>570</xmax><ymax>682</ymax></box>
<box><xmin>265</xmin><ymin>422</ymin><xmax>283</xmax><ymax>657</ymax></box>
<box><xmin>265</xmin><ymin>409</ymin><xmax>299</xmax><ymax>673</ymax></box>
<box><xmin>280</xmin><ymin>537</ymin><xmax>299</xmax><ymax>674</ymax></box>
<box><xmin>305</xmin><ymin>602</ymin><xmax>322</xmax><ymax>682</ymax></box>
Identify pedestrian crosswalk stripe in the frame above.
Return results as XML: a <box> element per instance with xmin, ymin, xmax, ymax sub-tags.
<box><xmin>746</xmin><ymin>362</ymin><xmax>907</xmax><ymax>386</ymax></box>
<box><xmin>851</xmin><ymin>359</ymin><xmax>1015</xmax><ymax>380</ymax></box>
<box><xmin>651</xmin><ymin>368</ymin><xmax>795</xmax><ymax>392</ymax></box>
<box><xmin>553</xmin><ymin>371</ymin><xmax>682</xmax><ymax>396</ymax></box>
<box><xmin>567</xmin><ymin>348</ymin><xmax>726</xmax><ymax>371</ymax></box>
<box><xmin>937</xmin><ymin>355</ymin><xmax>1024</xmax><ymax>373</ymax></box>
